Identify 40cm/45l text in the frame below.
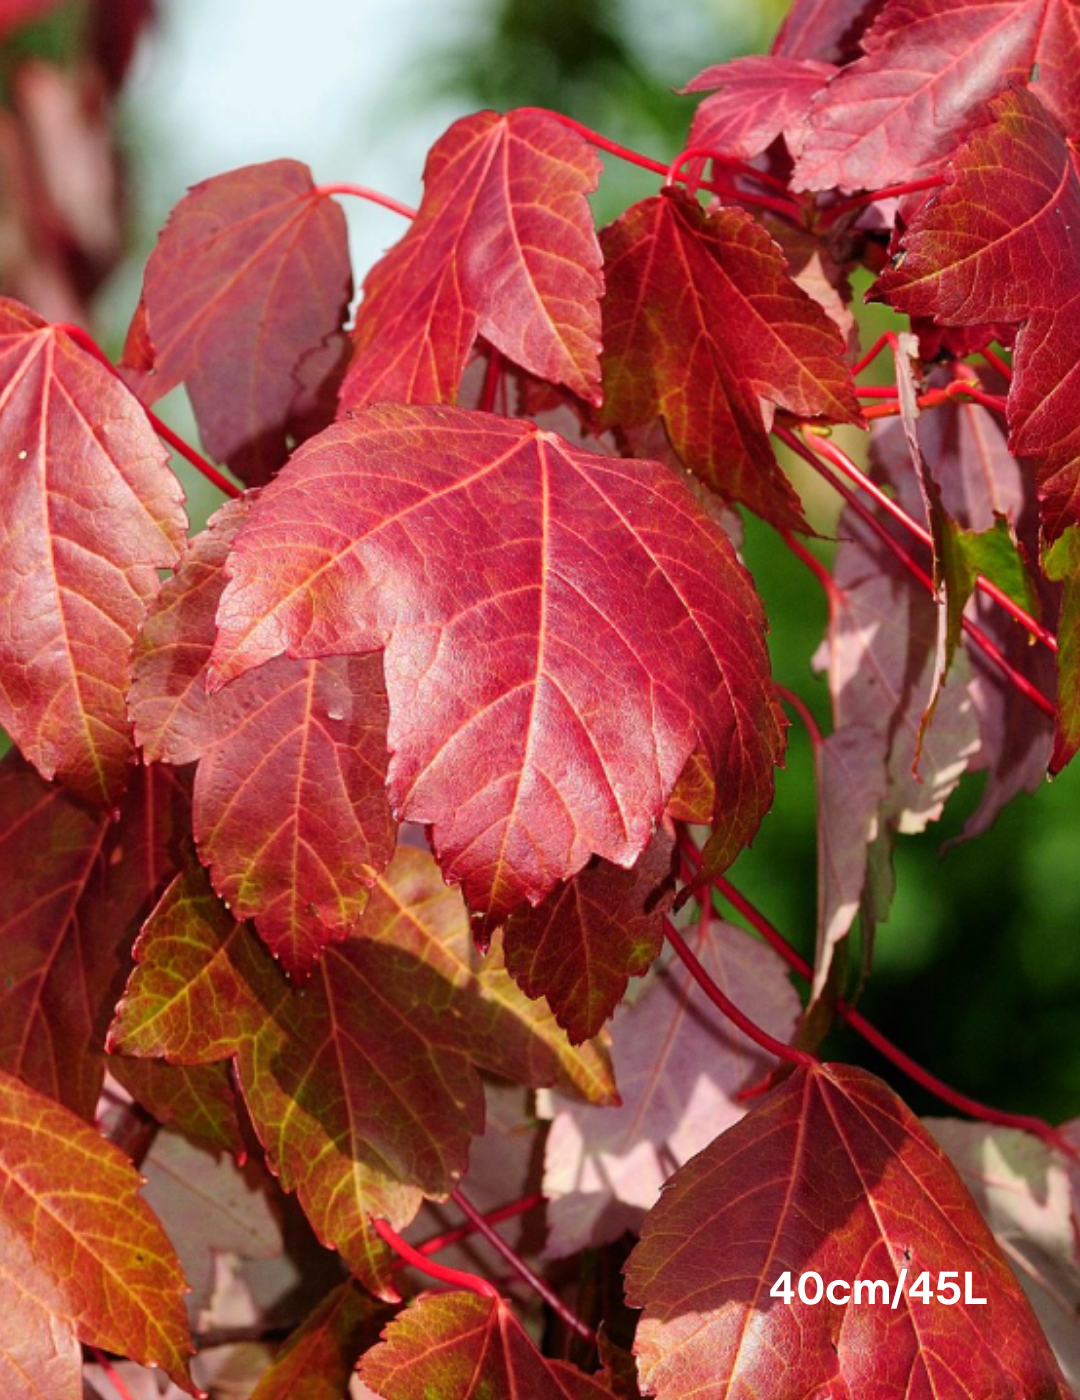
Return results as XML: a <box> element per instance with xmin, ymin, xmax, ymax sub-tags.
<box><xmin>770</xmin><ymin>1270</ymin><xmax>988</xmax><ymax>1307</ymax></box>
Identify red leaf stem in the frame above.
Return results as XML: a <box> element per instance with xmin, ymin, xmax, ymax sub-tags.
<box><xmin>448</xmin><ymin>1188</ymin><xmax>596</xmax><ymax>1343</ymax></box>
<box><xmin>861</xmin><ymin>383</ymin><xmax>1008</xmax><ymax>421</ymax></box>
<box><xmin>979</xmin><ymin>347</ymin><xmax>1013</xmax><ymax>382</ymax></box>
<box><xmin>792</xmin><ymin>427</ymin><xmax>1057</xmax><ymax>653</ymax></box>
<box><xmin>526</xmin><ymin>108</ymin><xmax>804</xmax><ymax>224</ymax></box>
<box><xmin>696</xmin><ymin>855</ymin><xmax>1080</xmax><ymax>1169</ymax></box>
<box><xmin>313</xmin><ymin>182</ymin><xmax>418</xmax><ymax>220</ymax></box>
<box><xmin>663</xmin><ymin>914</ymin><xmax>815</xmax><ymax>1069</ymax></box>
<box><xmin>823</xmin><ymin>174</ymin><xmax>944</xmax><ymax>220</ymax></box>
<box><xmin>372</xmin><ymin>1219</ymin><xmax>500</xmax><ymax>1301</ymax></box>
<box><xmin>52</xmin><ymin>323</ymin><xmax>242</xmax><ymax>501</ymax></box>
<box><xmin>785</xmin><ymin>432</ymin><xmax>1056</xmax><ymax>716</ymax></box>
<box><xmin>780</xmin><ymin>528</ymin><xmax>840</xmax><ymax>601</ymax></box>
<box><xmin>851</xmin><ymin>330</ymin><xmax>900</xmax><ymax>377</ymax></box>
<box><xmin>776</xmin><ymin>683</ymin><xmax>823</xmax><ymax>751</ymax></box>
<box><xmin>410</xmin><ymin>1194</ymin><xmax>546</xmax><ymax>1263</ymax></box>
<box><xmin>856</xmin><ymin>385</ymin><xmax>900</xmax><ymax>399</ymax></box>
<box><xmin>664</xmin><ymin>144</ymin><xmax>795</xmax><ymax>194</ymax></box>
<box><xmin>89</xmin><ymin>1348</ymin><xmax>142</xmax><ymax>1400</ymax></box>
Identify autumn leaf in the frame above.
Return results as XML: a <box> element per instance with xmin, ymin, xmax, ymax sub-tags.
<box><xmin>0</xmin><ymin>1067</ymin><xmax>194</xmax><ymax>1391</ymax></box>
<box><xmin>770</xmin><ymin>0</ymin><xmax>886</xmax><ymax>64</ymax></box>
<box><xmin>107</xmin><ymin>1057</ymin><xmax>245</xmax><ymax>1157</ymax></box>
<box><xmin>0</xmin><ymin>751</ymin><xmax>191</xmax><ymax>1120</ymax></box>
<box><xmin>109</xmin><ymin>848</ymin><xmax>613</xmax><ymax>1298</ymax></box>
<box><xmin>121</xmin><ymin>160</ymin><xmax>352</xmax><ymax>485</ymax></box>
<box><xmin>340</xmin><ymin>108</ymin><xmax>603</xmax><ymax>412</ymax></box>
<box><xmin>131</xmin><ymin>497</ymin><xmax>397</xmax><ymax>978</ymax></box>
<box><xmin>502</xmin><ymin>826</ymin><xmax>675</xmax><ymax>1044</ymax></box>
<box><xmin>0</xmin><ymin>298</ymin><xmax>186</xmax><ymax>804</ymax></box>
<box><xmin>928</xmin><ymin>1119</ymin><xmax>1080</xmax><ymax>1393</ymax></box>
<box><xmin>874</xmin><ymin>86</ymin><xmax>1080</xmax><ymax>546</ymax></box>
<box><xmin>793</xmin><ymin>0</ymin><xmax>1080</xmax><ymax>193</ymax></box>
<box><xmin>626</xmin><ymin>1063</ymin><xmax>1071</xmax><ymax>1400</ymax></box>
<box><xmin>684</xmin><ymin>55</ymin><xmax>835</xmax><ymax>162</ymax></box>
<box><xmin>358</xmin><ymin>1291</ymin><xmax>616</xmax><ymax>1400</ymax></box>
<box><xmin>248</xmin><ymin>1281</ymin><xmax>389</xmax><ymax>1400</ymax></box>
<box><xmin>208</xmin><ymin>405</ymin><xmax>784</xmax><ymax>924</ymax></box>
<box><xmin>813</xmin><ymin>723</ymin><xmax>886</xmax><ymax>999</ymax></box>
<box><xmin>542</xmin><ymin>919</ymin><xmax>800</xmax><ymax>1258</ymax></box>
<box><xmin>599</xmin><ymin>189</ymin><xmax>861</xmax><ymax>532</ymax></box>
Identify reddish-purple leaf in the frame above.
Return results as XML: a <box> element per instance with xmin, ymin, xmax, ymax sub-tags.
<box><xmin>359</xmin><ymin>1292</ymin><xmax>616</xmax><ymax>1400</ymax></box>
<box><xmin>208</xmin><ymin>405</ymin><xmax>784</xmax><ymax>924</ymax></box>
<box><xmin>875</xmin><ymin>87</ymin><xmax>1080</xmax><ymax>546</ymax></box>
<box><xmin>109</xmin><ymin>847</ymin><xmax>612</xmax><ymax>1297</ymax></box>
<box><xmin>340</xmin><ymin>109</ymin><xmax>603</xmax><ymax>412</ymax></box>
<box><xmin>248</xmin><ymin>1281</ymin><xmax>387</xmax><ymax>1400</ymax></box>
<box><xmin>626</xmin><ymin>1063</ymin><xmax>1071</xmax><ymax>1400</ymax></box>
<box><xmin>599</xmin><ymin>190</ymin><xmax>861</xmax><ymax>532</ymax></box>
<box><xmin>793</xmin><ymin>0</ymin><xmax>1080</xmax><ymax>193</ymax></box>
<box><xmin>502</xmin><ymin>825</ymin><xmax>675</xmax><ymax>1044</ymax></box>
<box><xmin>141</xmin><ymin>1129</ymin><xmax>283</xmax><ymax>1319</ymax></box>
<box><xmin>542</xmin><ymin>919</ymin><xmax>800</xmax><ymax>1258</ymax></box>
<box><xmin>813</xmin><ymin>722</ymin><xmax>887</xmax><ymax>999</ymax></box>
<box><xmin>0</xmin><ymin>752</ymin><xmax>191</xmax><ymax>1120</ymax></box>
<box><xmin>0</xmin><ymin>298</ymin><xmax>186</xmax><ymax>804</ymax></box>
<box><xmin>685</xmin><ymin>56</ymin><xmax>835</xmax><ymax>162</ymax></box>
<box><xmin>131</xmin><ymin>498</ymin><xmax>397</xmax><ymax>978</ymax></box>
<box><xmin>121</xmin><ymin>161</ymin><xmax>352</xmax><ymax>486</ymax></box>
<box><xmin>771</xmin><ymin>0</ymin><xmax>886</xmax><ymax>64</ymax></box>
<box><xmin>928</xmin><ymin>1119</ymin><xmax>1080</xmax><ymax>1391</ymax></box>
<box><xmin>0</xmin><ymin>1067</ymin><xmax>195</xmax><ymax>1391</ymax></box>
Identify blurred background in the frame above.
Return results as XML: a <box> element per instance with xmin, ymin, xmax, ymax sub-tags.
<box><xmin>3</xmin><ymin>0</ymin><xmax>1079</xmax><ymax>1135</ymax></box>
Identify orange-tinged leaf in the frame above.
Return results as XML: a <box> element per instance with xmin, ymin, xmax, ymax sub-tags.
<box><xmin>0</xmin><ymin>751</ymin><xmax>191</xmax><ymax>1120</ymax></box>
<box><xmin>108</xmin><ymin>1057</ymin><xmax>245</xmax><ymax>1156</ymax></box>
<box><xmin>122</xmin><ymin>160</ymin><xmax>353</xmax><ymax>486</ymax></box>
<box><xmin>209</xmin><ymin>405</ymin><xmax>784</xmax><ymax>924</ymax></box>
<box><xmin>0</xmin><ymin>1217</ymin><xmax>82</xmax><ymax>1400</ymax></box>
<box><xmin>131</xmin><ymin>498</ymin><xmax>397</xmax><ymax>978</ymax></box>
<box><xmin>359</xmin><ymin>1291</ymin><xmax>616</xmax><ymax>1400</ymax></box>
<box><xmin>0</xmin><ymin>297</ymin><xmax>186</xmax><ymax>805</ymax></box>
<box><xmin>340</xmin><ymin>109</ymin><xmax>603</xmax><ymax>412</ymax></box>
<box><xmin>0</xmin><ymin>1067</ymin><xmax>194</xmax><ymax>1390</ymax></box>
<box><xmin>109</xmin><ymin>848</ymin><xmax>611</xmax><ymax>1298</ymax></box>
<box><xmin>598</xmin><ymin>190</ymin><xmax>861</xmax><ymax>532</ymax></box>
<box><xmin>363</xmin><ymin>846</ymin><xmax>616</xmax><ymax>1105</ymax></box>
<box><xmin>626</xmin><ymin>1063</ymin><xmax>1071</xmax><ymax>1400</ymax></box>
<box><xmin>502</xmin><ymin>826</ymin><xmax>676</xmax><ymax>1043</ymax></box>
<box><xmin>248</xmin><ymin>1281</ymin><xmax>388</xmax><ymax>1400</ymax></box>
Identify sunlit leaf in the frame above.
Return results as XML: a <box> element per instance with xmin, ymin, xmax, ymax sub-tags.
<box><xmin>340</xmin><ymin>109</ymin><xmax>603</xmax><ymax>411</ymax></box>
<box><xmin>209</xmin><ymin>405</ymin><xmax>784</xmax><ymax>924</ymax></box>
<box><xmin>627</xmin><ymin>1063</ymin><xmax>1071</xmax><ymax>1400</ymax></box>
<box><xmin>0</xmin><ymin>298</ymin><xmax>186</xmax><ymax>804</ymax></box>
<box><xmin>122</xmin><ymin>160</ymin><xmax>352</xmax><ymax>485</ymax></box>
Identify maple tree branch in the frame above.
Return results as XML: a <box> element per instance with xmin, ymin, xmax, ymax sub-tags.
<box><xmin>53</xmin><ymin>323</ymin><xmax>242</xmax><ymax>501</ymax></box>
<box><xmin>373</xmin><ymin>1218</ymin><xmax>501</xmax><ymax>1300</ymax></box>
<box><xmin>791</xmin><ymin>427</ymin><xmax>1057</xmax><ymax>654</ymax></box>
<box><xmin>664</xmin><ymin>914</ymin><xmax>815</xmax><ymax>1069</ymax></box>
<box><xmin>860</xmin><ymin>382</ymin><xmax>1008</xmax><ymax>421</ymax></box>
<box><xmin>313</xmin><ymin>182</ymin><xmax>417</xmax><ymax>219</ymax></box>
<box><xmin>449</xmin><ymin>1187</ymin><xmax>596</xmax><ymax>1343</ymax></box>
